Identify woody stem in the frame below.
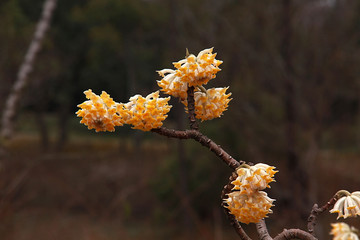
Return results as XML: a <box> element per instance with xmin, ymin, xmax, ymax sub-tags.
<box><xmin>186</xmin><ymin>86</ymin><xmax>199</xmax><ymax>130</ymax></box>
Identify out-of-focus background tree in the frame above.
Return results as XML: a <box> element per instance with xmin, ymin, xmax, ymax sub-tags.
<box><xmin>0</xmin><ymin>0</ymin><xmax>359</xmax><ymax>239</ymax></box>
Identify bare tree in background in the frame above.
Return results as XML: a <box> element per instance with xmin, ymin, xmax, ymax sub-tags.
<box><xmin>279</xmin><ymin>0</ymin><xmax>313</xmax><ymax>221</ymax></box>
<box><xmin>1</xmin><ymin>0</ymin><xmax>58</xmax><ymax>139</ymax></box>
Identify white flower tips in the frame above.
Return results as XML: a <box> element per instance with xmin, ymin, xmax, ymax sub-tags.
<box><xmin>330</xmin><ymin>191</ymin><xmax>360</xmax><ymax>219</ymax></box>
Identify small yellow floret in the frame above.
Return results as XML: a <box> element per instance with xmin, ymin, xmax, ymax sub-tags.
<box><xmin>124</xmin><ymin>91</ymin><xmax>172</xmax><ymax>131</ymax></box>
<box><xmin>76</xmin><ymin>89</ymin><xmax>125</xmax><ymax>132</ymax></box>
<box><xmin>183</xmin><ymin>87</ymin><xmax>232</xmax><ymax>121</ymax></box>
<box><xmin>157</xmin><ymin>69</ymin><xmax>188</xmax><ymax>99</ymax></box>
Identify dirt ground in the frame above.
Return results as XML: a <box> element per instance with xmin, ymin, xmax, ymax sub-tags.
<box><xmin>0</xmin><ymin>133</ymin><xmax>359</xmax><ymax>240</ymax></box>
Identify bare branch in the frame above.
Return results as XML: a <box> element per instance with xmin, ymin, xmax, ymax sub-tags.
<box><xmin>307</xmin><ymin>194</ymin><xmax>338</xmax><ymax>236</ymax></box>
<box><xmin>256</xmin><ymin>219</ymin><xmax>273</xmax><ymax>240</ymax></box>
<box><xmin>274</xmin><ymin>229</ymin><xmax>317</xmax><ymax>240</ymax></box>
<box><xmin>274</xmin><ymin>193</ymin><xmax>338</xmax><ymax>240</ymax></box>
<box><xmin>151</xmin><ymin>127</ymin><xmax>242</xmax><ymax>169</ymax></box>
<box><xmin>227</xmin><ymin>212</ymin><xmax>252</xmax><ymax>240</ymax></box>
<box><xmin>1</xmin><ymin>0</ymin><xmax>58</xmax><ymax>139</ymax></box>
<box><xmin>221</xmin><ymin>171</ymin><xmax>252</xmax><ymax>240</ymax></box>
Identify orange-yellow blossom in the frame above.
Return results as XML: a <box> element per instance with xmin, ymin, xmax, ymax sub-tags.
<box><xmin>124</xmin><ymin>91</ymin><xmax>171</xmax><ymax>131</ymax></box>
<box><xmin>183</xmin><ymin>87</ymin><xmax>232</xmax><ymax>121</ymax></box>
<box><xmin>232</xmin><ymin>163</ymin><xmax>278</xmax><ymax>195</ymax></box>
<box><xmin>330</xmin><ymin>222</ymin><xmax>359</xmax><ymax>240</ymax></box>
<box><xmin>224</xmin><ymin>191</ymin><xmax>275</xmax><ymax>224</ymax></box>
<box><xmin>157</xmin><ymin>69</ymin><xmax>188</xmax><ymax>99</ymax></box>
<box><xmin>224</xmin><ymin>163</ymin><xmax>277</xmax><ymax>224</ymax></box>
<box><xmin>157</xmin><ymin>48</ymin><xmax>223</xmax><ymax>99</ymax></box>
<box><xmin>76</xmin><ymin>89</ymin><xmax>125</xmax><ymax>132</ymax></box>
<box><xmin>174</xmin><ymin>48</ymin><xmax>223</xmax><ymax>87</ymax></box>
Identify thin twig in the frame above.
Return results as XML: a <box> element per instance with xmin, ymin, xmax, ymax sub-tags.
<box><xmin>227</xmin><ymin>212</ymin><xmax>252</xmax><ymax>240</ymax></box>
<box><xmin>256</xmin><ymin>219</ymin><xmax>273</xmax><ymax>240</ymax></box>
<box><xmin>221</xmin><ymin>171</ymin><xmax>252</xmax><ymax>240</ymax></box>
<box><xmin>186</xmin><ymin>86</ymin><xmax>199</xmax><ymax>130</ymax></box>
<box><xmin>151</xmin><ymin>127</ymin><xmax>242</xmax><ymax>169</ymax></box>
<box><xmin>307</xmin><ymin>193</ymin><xmax>338</xmax><ymax>236</ymax></box>
<box><xmin>274</xmin><ymin>229</ymin><xmax>317</xmax><ymax>240</ymax></box>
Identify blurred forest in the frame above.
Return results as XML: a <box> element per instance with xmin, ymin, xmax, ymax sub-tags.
<box><xmin>0</xmin><ymin>0</ymin><xmax>360</xmax><ymax>239</ymax></box>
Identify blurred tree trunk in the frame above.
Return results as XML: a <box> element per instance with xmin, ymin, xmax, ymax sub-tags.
<box><xmin>123</xmin><ymin>39</ymin><xmax>143</xmax><ymax>155</ymax></box>
<box><xmin>55</xmin><ymin>47</ymin><xmax>87</xmax><ymax>151</ymax></box>
<box><xmin>125</xmin><ymin>39</ymin><xmax>137</xmax><ymax>97</ymax></box>
<box><xmin>176</xmin><ymin>105</ymin><xmax>192</xmax><ymax>230</ymax></box>
<box><xmin>56</xmin><ymin>104</ymin><xmax>69</xmax><ymax>151</ymax></box>
<box><xmin>168</xmin><ymin>0</ymin><xmax>193</xmax><ymax>232</ymax></box>
<box><xmin>35</xmin><ymin>110</ymin><xmax>49</xmax><ymax>151</ymax></box>
<box><xmin>33</xmin><ymin>78</ymin><xmax>50</xmax><ymax>151</ymax></box>
<box><xmin>280</xmin><ymin>0</ymin><xmax>309</xmax><ymax>220</ymax></box>
<box><xmin>1</xmin><ymin>0</ymin><xmax>58</xmax><ymax>139</ymax></box>
<box><xmin>356</xmin><ymin>3</ymin><xmax>360</xmax><ymax>147</ymax></box>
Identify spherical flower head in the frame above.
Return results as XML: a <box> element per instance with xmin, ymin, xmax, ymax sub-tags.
<box><xmin>330</xmin><ymin>191</ymin><xmax>360</xmax><ymax>219</ymax></box>
<box><xmin>124</xmin><ymin>91</ymin><xmax>172</xmax><ymax>131</ymax></box>
<box><xmin>157</xmin><ymin>69</ymin><xmax>188</xmax><ymax>99</ymax></box>
<box><xmin>182</xmin><ymin>87</ymin><xmax>232</xmax><ymax>121</ymax></box>
<box><xmin>173</xmin><ymin>48</ymin><xmax>223</xmax><ymax>87</ymax></box>
<box><xmin>76</xmin><ymin>89</ymin><xmax>125</xmax><ymax>132</ymax></box>
<box><xmin>224</xmin><ymin>190</ymin><xmax>275</xmax><ymax>224</ymax></box>
<box><xmin>330</xmin><ymin>222</ymin><xmax>359</xmax><ymax>240</ymax></box>
<box><xmin>333</xmin><ymin>232</ymin><xmax>359</xmax><ymax>240</ymax></box>
<box><xmin>331</xmin><ymin>222</ymin><xmax>353</xmax><ymax>236</ymax></box>
<box><xmin>231</xmin><ymin>163</ymin><xmax>278</xmax><ymax>195</ymax></box>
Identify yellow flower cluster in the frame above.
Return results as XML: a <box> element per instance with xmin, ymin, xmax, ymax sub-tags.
<box><xmin>330</xmin><ymin>223</ymin><xmax>359</xmax><ymax>240</ymax></box>
<box><xmin>231</xmin><ymin>163</ymin><xmax>278</xmax><ymax>195</ymax></box>
<box><xmin>173</xmin><ymin>48</ymin><xmax>223</xmax><ymax>87</ymax></box>
<box><xmin>224</xmin><ymin>163</ymin><xmax>277</xmax><ymax>224</ymax></box>
<box><xmin>124</xmin><ymin>91</ymin><xmax>172</xmax><ymax>131</ymax></box>
<box><xmin>157</xmin><ymin>48</ymin><xmax>229</xmax><ymax>121</ymax></box>
<box><xmin>77</xmin><ymin>47</ymin><xmax>231</xmax><ymax>131</ymax></box>
<box><xmin>76</xmin><ymin>90</ymin><xmax>171</xmax><ymax>132</ymax></box>
<box><xmin>76</xmin><ymin>90</ymin><xmax>125</xmax><ymax>132</ymax></box>
<box><xmin>183</xmin><ymin>87</ymin><xmax>232</xmax><ymax>121</ymax></box>
<box><xmin>157</xmin><ymin>48</ymin><xmax>222</xmax><ymax>99</ymax></box>
<box><xmin>330</xmin><ymin>191</ymin><xmax>360</xmax><ymax>219</ymax></box>
<box><xmin>225</xmin><ymin>191</ymin><xmax>275</xmax><ymax>225</ymax></box>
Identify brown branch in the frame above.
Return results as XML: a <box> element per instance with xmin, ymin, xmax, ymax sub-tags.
<box><xmin>307</xmin><ymin>194</ymin><xmax>338</xmax><ymax>236</ymax></box>
<box><xmin>186</xmin><ymin>86</ymin><xmax>199</xmax><ymax>130</ymax></box>
<box><xmin>274</xmin><ymin>193</ymin><xmax>338</xmax><ymax>240</ymax></box>
<box><xmin>227</xmin><ymin>212</ymin><xmax>252</xmax><ymax>240</ymax></box>
<box><xmin>221</xmin><ymin>171</ymin><xmax>252</xmax><ymax>240</ymax></box>
<box><xmin>151</xmin><ymin>128</ymin><xmax>191</xmax><ymax>139</ymax></box>
<box><xmin>256</xmin><ymin>219</ymin><xmax>273</xmax><ymax>240</ymax></box>
<box><xmin>151</xmin><ymin>127</ymin><xmax>242</xmax><ymax>169</ymax></box>
<box><xmin>1</xmin><ymin>0</ymin><xmax>58</xmax><ymax>139</ymax></box>
<box><xmin>274</xmin><ymin>229</ymin><xmax>317</xmax><ymax>240</ymax></box>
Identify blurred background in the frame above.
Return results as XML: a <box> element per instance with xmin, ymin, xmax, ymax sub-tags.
<box><xmin>0</xmin><ymin>0</ymin><xmax>360</xmax><ymax>239</ymax></box>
